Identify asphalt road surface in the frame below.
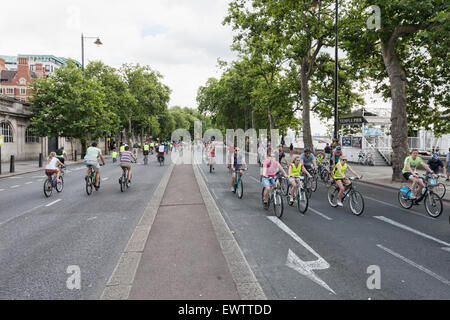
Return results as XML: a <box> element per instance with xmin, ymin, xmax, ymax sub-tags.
<box><xmin>0</xmin><ymin>155</ymin><xmax>169</xmax><ymax>299</ymax></box>
<box><xmin>196</xmin><ymin>151</ymin><xmax>450</xmax><ymax>300</ymax></box>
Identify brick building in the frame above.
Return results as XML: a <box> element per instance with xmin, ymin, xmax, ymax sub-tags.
<box><xmin>0</xmin><ymin>57</ymin><xmax>45</xmax><ymax>102</ymax></box>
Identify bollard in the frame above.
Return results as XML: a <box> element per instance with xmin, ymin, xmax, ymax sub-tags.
<box><xmin>74</xmin><ymin>150</ymin><xmax>77</xmax><ymax>161</ymax></box>
<box><xmin>10</xmin><ymin>155</ymin><xmax>15</xmax><ymax>173</ymax></box>
<box><xmin>39</xmin><ymin>153</ymin><xmax>43</xmax><ymax>168</ymax></box>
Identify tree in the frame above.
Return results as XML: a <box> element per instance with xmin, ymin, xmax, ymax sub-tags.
<box><xmin>341</xmin><ymin>0</ymin><xmax>449</xmax><ymax>180</ymax></box>
<box><xmin>29</xmin><ymin>60</ymin><xmax>116</xmax><ymax>152</ymax></box>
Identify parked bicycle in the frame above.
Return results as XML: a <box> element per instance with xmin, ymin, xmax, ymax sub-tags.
<box><xmin>358</xmin><ymin>151</ymin><xmax>374</xmax><ymax>166</ymax></box>
<box><xmin>327</xmin><ymin>176</ymin><xmax>365</xmax><ymax>215</ymax></box>
<box><xmin>286</xmin><ymin>176</ymin><xmax>309</xmax><ymax>214</ymax></box>
<box><xmin>43</xmin><ymin>169</ymin><xmax>64</xmax><ymax>197</ymax></box>
<box><xmin>398</xmin><ymin>174</ymin><xmax>443</xmax><ymax>218</ymax></box>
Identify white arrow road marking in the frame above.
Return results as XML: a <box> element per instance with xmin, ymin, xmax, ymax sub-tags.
<box><xmin>268</xmin><ymin>216</ymin><xmax>336</xmax><ymax>294</ymax></box>
<box><xmin>374</xmin><ymin>216</ymin><xmax>450</xmax><ymax>247</ymax></box>
<box><xmin>46</xmin><ymin>199</ymin><xmax>61</xmax><ymax>207</ymax></box>
<box><xmin>377</xmin><ymin>244</ymin><xmax>449</xmax><ymax>286</ymax></box>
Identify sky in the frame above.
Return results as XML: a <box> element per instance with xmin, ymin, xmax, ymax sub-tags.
<box><xmin>0</xmin><ymin>0</ymin><xmax>389</xmax><ymax>135</ymax></box>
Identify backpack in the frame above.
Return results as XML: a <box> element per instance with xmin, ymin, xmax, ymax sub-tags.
<box><xmin>56</xmin><ymin>148</ymin><xmax>63</xmax><ymax>156</ymax></box>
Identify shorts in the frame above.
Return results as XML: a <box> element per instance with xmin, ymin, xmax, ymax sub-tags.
<box><xmin>85</xmin><ymin>160</ymin><xmax>100</xmax><ymax>172</ymax></box>
<box><xmin>45</xmin><ymin>169</ymin><xmax>58</xmax><ymax>176</ymax></box>
<box><xmin>56</xmin><ymin>157</ymin><xmax>65</xmax><ymax>164</ymax></box>
<box><xmin>143</xmin><ymin>151</ymin><xmax>149</xmax><ymax>156</ymax></box>
<box><xmin>120</xmin><ymin>163</ymin><xmax>131</xmax><ymax>170</ymax></box>
<box><xmin>403</xmin><ymin>172</ymin><xmax>413</xmax><ymax>180</ymax></box>
<box><xmin>446</xmin><ymin>163</ymin><xmax>450</xmax><ymax>172</ymax></box>
<box><xmin>262</xmin><ymin>177</ymin><xmax>276</xmax><ymax>188</ymax></box>
<box><xmin>289</xmin><ymin>177</ymin><xmax>302</xmax><ymax>184</ymax></box>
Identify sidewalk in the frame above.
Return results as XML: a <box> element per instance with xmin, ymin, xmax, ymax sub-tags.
<box><xmin>0</xmin><ymin>159</ymin><xmax>84</xmax><ymax>179</ymax></box>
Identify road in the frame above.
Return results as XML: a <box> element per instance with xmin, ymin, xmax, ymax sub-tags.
<box><xmin>196</xmin><ymin>150</ymin><xmax>450</xmax><ymax>299</ymax></box>
<box><xmin>0</xmin><ymin>155</ymin><xmax>169</xmax><ymax>299</ymax></box>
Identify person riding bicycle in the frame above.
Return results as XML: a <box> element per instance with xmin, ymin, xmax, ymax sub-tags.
<box><xmin>157</xmin><ymin>143</ymin><xmax>165</xmax><ymax>163</ymax></box>
<box><xmin>427</xmin><ymin>153</ymin><xmax>445</xmax><ymax>175</ymax></box>
<box><xmin>143</xmin><ymin>143</ymin><xmax>150</xmax><ymax>160</ymax></box>
<box><xmin>55</xmin><ymin>146</ymin><xmax>67</xmax><ymax>173</ymax></box>
<box><xmin>119</xmin><ymin>145</ymin><xmax>136</xmax><ymax>185</ymax></box>
<box><xmin>288</xmin><ymin>156</ymin><xmax>312</xmax><ymax>205</ymax></box>
<box><xmin>402</xmin><ymin>149</ymin><xmax>437</xmax><ymax>200</ymax></box>
<box><xmin>324</xmin><ymin>143</ymin><xmax>332</xmax><ymax>160</ymax></box>
<box><xmin>301</xmin><ymin>148</ymin><xmax>318</xmax><ymax>175</ymax></box>
<box><xmin>330</xmin><ymin>146</ymin><xmax>343</xmax><ymax>171</ymax></box>
<box><xmin>332</xmin><ymin>156</ymin><xmax>361</xmax><ymax>207</ymax></box>
<box><xmin>262</xmin><ymin>151</ymin><xmax>288</xmax><ymax>209</ymax></box>
<box><xmin>84</xmin><ymin>142</ymin><xmax>105</xmax><ymax>189</ymax></box>
<box><xmin>111</xmin><ymin>149</ymin><xmax>118</xmax><ymax>163</ymax></box>
<box><xmin>133</xmin><ymin>142</ymin><xmax>139</xmax><ymax>157</ymax></box>
<box><xmin>45</xmin><ymin>152</ymin><xmax>65</xmax><ymax>183</ymax></box>
<box><xmin>231</xmin><ymin>147</ymin><xmax>247</xmax><ymax>192</ymax></box>
<box><xmin>278</xmin><ymin>144</ymin><xmax>290</xmax><ymax>168</ymax></box>
<box><xmin>209</xmin><ymin>141</ymin><xmax>216</xmax><ymax>171</ymax></box>
<box><xmin>150</xmin><ymin>141</ymin><xmax>155</xmax><ymax>152</ymax></box>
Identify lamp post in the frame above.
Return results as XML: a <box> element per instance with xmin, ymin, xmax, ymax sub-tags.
<box><xmin>311</xmin><ymin>0</ymin><xmax>339</xmax><ymax>141</ymax></box>
<box><xmin>81</xmin><ymin>33</ymin><xmax>103</xmax><ymax>71</ymax></box>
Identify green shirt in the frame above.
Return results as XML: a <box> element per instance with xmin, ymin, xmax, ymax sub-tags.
<box><xmin>402</xmin><ymin>156</ymin><xmax>424</xmax><ymax>173</ymax></box>
<box><xmin>112</xmin><ymin>151</ymin><xmax>118</xmax><ymax>158</ymax></box>
<box><xmin>84</xmin><ymin>147</ymin><xmax>102</xmax><ymax>162</ymax></box>
<box><xmin>120</xmin><ymin>146</ymin><xmax>125</xmax><ymax>152</ymax></box>
<box><xmin>144</xmin><ymin>145</ymin><xmax>149</xmax><ymax>151</ymax></box>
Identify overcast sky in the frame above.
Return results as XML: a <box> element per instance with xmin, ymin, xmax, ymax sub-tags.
<box><xmin>0</xmin><ymin>0</ymin><xmax>389</xmax><ymax>136</ymax></box>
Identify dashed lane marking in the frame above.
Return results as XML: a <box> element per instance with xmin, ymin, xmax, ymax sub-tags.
<box><xmin>10</xmin><ymin>185</ymin><xmax>20</xmax><ymax>189</ymax></box>
<box><xmin>309</xmin><ymin>207</ymin><xmax>333</xmax><ymax>221</ymax></box>
<box><xmin>46</xmin><ymin>199</ymin><xmax>62</xmax><ymax>207</ymax></box>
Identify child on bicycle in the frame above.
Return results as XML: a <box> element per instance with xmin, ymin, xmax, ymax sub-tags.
<box><xmin>262</xmin><ymin>151</ymin><xmax>288</xmax><ymax>209</ymax></box>
<box><xmin>288</xmin><ymin>156</ymin><xmax>312</xmax><ymax>205</ymax></box>
<box><xmin>45</xmin><ymin>152</ymin><xmax>65</xmax><ymax>183</ymax></box>
<box><xmin>120</xmin><ymin>145</ymin><xmax>136</xmax><ymax>185</ymax></box>
<box><xmin>332</xmin><ymin>156</ymin><xmax>360</xmax><ymax>207</ymax></box>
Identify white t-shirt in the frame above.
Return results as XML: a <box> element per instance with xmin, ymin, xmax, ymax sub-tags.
<box><xmin>158</xmin><ymin>145</ymin><xmax>165</xmax><ymax>153</ymax></box>
<box><xmin>45</xmin><ymin>157</ymin><xmax>59</xmax><ymax>170</ymax></box>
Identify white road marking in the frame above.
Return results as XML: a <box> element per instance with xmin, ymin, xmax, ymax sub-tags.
<box><xmin>0</xmin><ymin>204</ymin><xmax>45</xmax><ymax>226</ymax></box>
<box><xmin>268</xmin><ymin>216</ymin><xmax>336</xmax><ymax>294</ymax></box>
<box><xmin>46</xmin><ymin>199</ymin><xmax>62</xmax><ymax>207</ymax></box>
<box><xmin>25</xmin><ymin>182</ymin><xmax>33</xmax><ymax>185</ymax></box>
<box><xmin>248</xmin><ymin>175</ymin><xmax>260</xmax><ymax>183</ymax></box>
<box><xmin>309</xmin><ymin>207</ymin><xmax>333</xmax><ymax>221</ymax></box>
<box><xmin>102</xmin><ymin>177</ymin><xmax>109</xmax><ymax>181</ymax></box>
<box><xmin>365</xmin><ymin>196</ymin><xmax>435</xmax><ymax>220</ymax></box>
<box><xmin>87</xmin><ymin>216</ymin><xmax>97</xmax><ymax>221</ymax></box>
<box><xmin>10</xmin><ymin>185</ymin><xmax>20</xmax><ymax>189</ymax></box>
<box><xmin>377</xmin><ymin>244</ymin><xmax>450</xmax><ymax>286</ymax></box>
<box><xmin>442</xmin><ymin>247</ymin><xmax>450</xmax><ymax>252</ymax></box>
<box><xmin>0</xmin><ymin>189</ymin><xmax>5</xmax><ymax>192</ymax></box>
<box><xmin>374</xmin><ymin>216</ymin><xmax>450</xmax><ymax>247</ymax></box>
<box><xmin>9</xmin><ymin>176</ymin><xmax>22</xmax><ymax>179</ymax></box>
<box><xmin>211</xmin><ymin>188</ymin><xmax>218</xmax><ymax>200</ymax></box>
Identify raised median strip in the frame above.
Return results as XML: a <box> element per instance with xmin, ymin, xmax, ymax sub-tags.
<box><xmin>193</xmin><ymin>164</ymin><xmax>267</xmax><ymax>300</ymax></box>
<box><xmin>100</xmin><ymin>163</ymin><xmax>175</xmax><ymax>300</ymax></box>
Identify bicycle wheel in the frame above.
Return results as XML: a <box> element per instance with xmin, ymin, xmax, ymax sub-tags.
<box><xmin>120</xmin><ymin>175</ymin><xmax>125</xmax><ymax>192</ymax></box>
<box><xmin>280</xmin><ymin>178</ymin><xmax>289</xmax><ymax>196</ymax></box>
<box><xmin>297</xmin><ymin>188</ymin><xmax>308</xmax><ymax>214</ymax></box>
<box><xmin>261</xmin><ymin>188</ymin><xmax>268</xmax><ymax>209</ymax></box>
<box><xmin>237</xmin><ymin>180</ymin><xmax>243</xmax><ymax>199</ymax></box>
<box><xmin>327</xmin><ymin>186</ymin><xmax>338</xmax><ymax>207</ymax></box>
<box><xmin>424</xmin><ymin>192</ymin><xmax>443</xmax><ymax>218</ymax></box>
<box><xmin>397</xmin><ymin>189</ymin><xmax>413</xmax><ymax>209</ymax></box>
<box><xmin>56</xmin><ymin>176</ymin><xmax>64</xmax><ymax>193</ymax></box>
<box><xmin>210</xmin><ymin>164</ymin><xmax>212</xmax><ymax>173</ymax></box>
<box><xmin>311</xmin><ymin>176</ymin><xmax>318</xmax><ymax>192</ymax></box>
<box><xmin>432</xmin><ymin>183</ymin><xmax>446</xmax><ymax>199</ymax></box>
<box><xmin>349</xmin><ymin>190</ymin><xmax>364</xmax><ymax>216</ymax></box>
<box><xmin>273</xmin><ymin>190</ymin><xmax>284</xmax><ymax>218</ymax></box>
<box><xmin>43</xmin><ymin>179</ymin><xmax>53</xmax><ymax>197</ymax></box>
<box><xmin>86</xmin><ymin>176</ymin><xmax>93</xmax><ymax>196</ymax></box>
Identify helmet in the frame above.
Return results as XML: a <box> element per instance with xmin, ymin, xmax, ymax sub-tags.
<box><xmin>304</xmin><ymin>148</ymin><xmax>311</xmax><ymax>153</ymax></box>
<box><xmin>431</xmin><ymin>153</ymin><xmax>439</xmax><ymax>160</ymax></box>
<box><xmin>336</xmin><ymin>146</ymin><xmax>342</xmax><ymax>151</ymax></box>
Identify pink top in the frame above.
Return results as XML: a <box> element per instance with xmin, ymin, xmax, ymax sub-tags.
<box><xmin>263</xmin><ymin>158</ymin><xmax>279</xmax><ymax>177</ymax></box>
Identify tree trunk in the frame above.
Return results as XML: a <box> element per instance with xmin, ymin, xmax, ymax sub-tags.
<box><xmin>300</xmin><ymin>66</ymin><xmax>313</xmax><ymax>150</ymax></box>
<box><xmin>268</xmin><ymin>109</ymin><xmax>275</xmax><ymax>130</ymax></box>
<box><xmin>382</xmin><ymin>44</ymin><xmax>409</xmax><ymax>182</ymax></box>
<box><xmin>251</xmin><ymin>108</ymin><xmax>256</xmax><ymax>129</ymax></box>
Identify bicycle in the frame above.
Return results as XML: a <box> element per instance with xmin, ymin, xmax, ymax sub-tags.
<box><xmin>157</xmin><ymin>153</ymin><xmax>165</xmax><ymax>166</ymax></box>
<box><xmin>209</xmin><ymin>156</ymin><xmax>215</xmax><ymax>173</ymax></box>
<box><xmin>398</xmin><ymin>174</ymin><xmax>443</xmax><ymax>218</ymax></box>
<box><xmin>358</xmin><ymin>151</ymin><xmax>374</xmax><ymax>166</ymax></box>
<box><xmin>119</xmin><ymin>165</ymin><xmax>134</xmax><ymax>192</ymax></box>
<box><xmin>43</xmin><ymin>169</ymin><xmax>64</xmax><ymax>198</ymax></box>
<box><xmin>277</xmin><ymin>170</ymin><xmax>289</xmax><ymax>196</ymax></box>
<box><xmin>232</xmin><ymin>168</ymin><xmax>247</xmax><ymax>199</ymax></box>
<box><xmin>303</xmin><ymin>167</ymin><xmax>317</xmax><ymax>199</ymax></box>
<box><xmin>143</xmin><ymin>153</ymin><xmax>149</xmax><ymax>165</ymax></box>
<box><xmin>261</xmin><ymin>177</ymin><xmax>284</xmax><ymax>218</ymax></box>
<box><xmin>327</xmin><ymin>176</ymin><xmax>365</xmax><ymax>215</ymax></box>
<box><xmin>286</xmin><ymin>176</ymin><xmax>309</xmax><ymax>214</ymax></box>
<box><xmin>426</xmin><ymin>174</ymin><xmax>446</xmax><ymax>199</ymax></box>
<box><xmin>85</xmin><ymin>164</ymin><xmax>103</xmax><ymax>196</ymax></box>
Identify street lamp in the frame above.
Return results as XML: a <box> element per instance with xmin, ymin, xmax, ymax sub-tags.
<box><xmin>81</xmin><ymin>33</ymin><xmax>103</xmax><ymax>71</ymax></box>
<box><xmin>311</xmin><ymin>0</ymin><xmax>339</xmax><ymax>142</ymax></box>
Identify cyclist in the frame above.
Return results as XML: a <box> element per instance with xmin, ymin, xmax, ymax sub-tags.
<box><xmin>301</xmin><ymin>148</ymin><xmax>318</xmax><ymax>175</ymax></box>
<box><xmin>119</xmin><ymin>145</ymin><xmax>136</xmax><ymax>185</ymax></box>
<box><xmin>119</xmin><ymin>143</ymin><xmax>125</xmax><ymax>156</ymax></box>
<box><xmin>324</xmin><ymin>143</ymin><xmax>332</xmax><ymax>160</ymax></box>
<box><xmin>111</xmin><ymin>148</ymin><xmax>118</xmax><ymax>163</ymax></box>
<box><xmin>278</xmin><ymin>144</ymin><xmax>290</xmax><ymax>168</ymax></box>
<box><xmin>332</xmin><ymin>156</ymin><xmax>361</xmax><ymax>207</ymax></box>
<box><xmin>150</xmin><ymin>141</ymin><xmax>155</xmax><ymax>153</ymax></box>
<box><xmin>84</xmin><ymin>142</ymin><xmax>105</xmax><ymax>189</ymax></box>
<box><xmin>133</xmin><ymin>142</ymin><xmax>139</xmax><ymax>157</ymax></box>
<box><xmin>231</xmin><ymin>147</ymin><xmax>247</xmax><ymax>191</ymax></box>
<box><xmin>330</xmin><ymin>146</ymin><xmax>343</xmax><ymax>171</ymax></box>
<box><xmin>427</xmin><ymin>153</ymin><xmax>445</xmax><ymax>175</ymax></box>
<box><xmin>143</xmin><ymin>143</ymin><xmax>150</xmax><ymax>162</ymax></box>
<box><xmin>157</xmin><ymin>143</ymin><xmax>165</xmax><ymax>163</ymax></box>
<box><xmin>288</xmin><ymin>156</ymin><xmax>312</xmax><ymax>205</ymax></box>
<box><xmin>446</xmin><ymin>148</ymin><xmax>450</xmax><ymax>182</ymax></box>
<box><xmin>55</xmin><ymin>146</ymin><xmax>67</xmax><ymax>173</ymax></box>
<box><xmin>45</xmin><ymin>152</ymin><xmax>65</xmax><ymax>183</ymax></box>
<box><xmin>209</xmin><ymin>141</ymin><xmax>216</xmax><ymax>171</ymax></box>
<box><xmin>402</xmin><ymin>149</ymin><xmax>437</xmax><ymax>200</ymax></box>
<box><xmin>262</xmin><ymin>151</ymin><xmax>288</xmax><ymax>209</ymax></box>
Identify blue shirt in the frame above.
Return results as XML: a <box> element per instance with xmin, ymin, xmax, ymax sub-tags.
<box><xmin>427</xmin><ymin>159</ymin><xmax>444</xmax><ymax>174</ymax></box>
<box><xmin>301</xmin><ymin>153</ymin><xmax>315</xmax><ymax>166</ymax></box>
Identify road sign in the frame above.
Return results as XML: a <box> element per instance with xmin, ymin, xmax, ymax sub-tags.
<box><xmin>0</xmin><ymin>134</ymin><xmax>4</xmax><ymax>146</ymax></box>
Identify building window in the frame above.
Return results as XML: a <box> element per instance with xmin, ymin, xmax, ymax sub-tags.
<box><xmin>45</xmin><ymin>65</ymin><xmax>50</xmax><ymax>72</ymax></box>
<box><xmin>0</xmin><ymin>122</ymin><xmax>13</xmax><ymax>143</ymax></box>
<box><xmin>25</xmin><ymin>126</ymin><xmax>39</xmax><ymax>143</ymax></box>
<box><xmin>20</xmin><ymin>88</ymin><xmax>27</xmax><ymax>95</ymax></box>
<box><xmin>6</xmin><ymin>88</ymin><xmax>14</xmax><ymax>94</ymax></box>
